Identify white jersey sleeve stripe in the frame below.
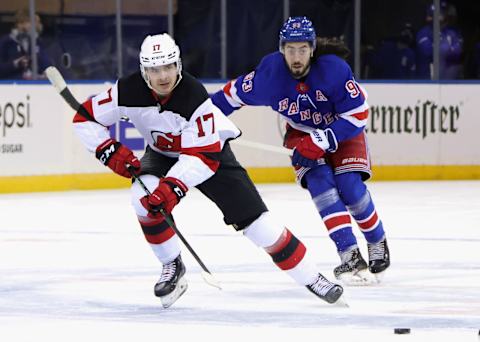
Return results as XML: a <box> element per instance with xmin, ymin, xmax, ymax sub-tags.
<box><xmin>224</xmin><ymin>92</ymin><xmax>243</xmax><ymax>108</ymax></box>
<box><xmin>228</xmin><ymin>81</ymin><xmax>246</xmax><ymax>106</ymax></box>
<box><xmin>338</xmin><ymin>102</ymin><xmax>369</xmax><ymax>128</ymax></box>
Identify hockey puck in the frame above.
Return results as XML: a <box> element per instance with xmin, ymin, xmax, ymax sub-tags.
<box><xmin>394</xmin><ymin>328</ymin><xmax>411</xmax><ymax>334</ymax></box>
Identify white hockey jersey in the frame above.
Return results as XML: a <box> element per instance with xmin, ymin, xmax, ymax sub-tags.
<box><xmin>73</xmin><ymin>72</ymin><xmax>241</xmax><ymax>188</ymax></box>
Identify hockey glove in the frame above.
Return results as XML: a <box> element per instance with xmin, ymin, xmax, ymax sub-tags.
<box><xmin>95</xmin><ymin>138</ymin><xmax>141</xmax><ymax>178</ymax></box>
<box><xmin>140</xmin><ymin>177</ymin><xmax>188</xmax><ymax>217</ymax></box>
<box><xmin>292</xmin><ymin>129</ymin><xmax>337</xmax><ymax>168</ymax></box>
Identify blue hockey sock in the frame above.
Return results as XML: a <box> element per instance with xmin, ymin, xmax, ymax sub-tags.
<box><xmin>347</xmin><ymin>191</ymin><xmax>385</xmax><ymax>243</ymax></box>
<box><xmin>335</xmin><ymin>173</ymin><xmax>385</xmax><ymax>243</ymax></box>
<box><xmin>306</xmin><ymin>165</ymin><xmax>357</xmax><ymax>252</ymax></box>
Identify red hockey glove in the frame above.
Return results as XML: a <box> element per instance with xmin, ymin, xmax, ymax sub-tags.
<box><xmin>95</xmin><ymin>138</ymin><xmax>140</xmax><ymax>178</ymax></box>
<box><xmin>292</xmin><ymin>129</ymin><xmax>335</xmax><ymax>168</ymax></box>
<box><xmin>283</xmin><ymin>123</ymin><xmax>308</xmax><ymax>149</ymax></box>
<box><xmin>140</xmin><ymin>177</ymin><xmax>188</xmax><ymax>217</ymax></box>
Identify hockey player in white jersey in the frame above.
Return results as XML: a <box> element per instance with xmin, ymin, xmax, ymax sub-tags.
<box><xmin>72</xmin><ymin>33</ymin><xmax>344</xmax><ymax>308</ymax></box>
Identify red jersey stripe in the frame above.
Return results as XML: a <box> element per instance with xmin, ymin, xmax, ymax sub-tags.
<box><xmin>350</xmin><ymin>109</ymin><xmax>368</xmax><ymax>120</ymax></box>
<box><xmin>350</xmin><ymin>109</ymin><xmax>369</xmax><ymax>121</ymax></box>
<box><xmin>223</xmin><ymin>81</ymin><xmax>233</xmax><ymax>98</ymax></box>
<box><xmin>181</xmin><ymin>141</ymin><xmax>222</xmax><ymax>172</ymax></box>
<box><xmin>73</xmin><ymin>99</ymin><xmax>94</xmax><ymax>123</ymax></box>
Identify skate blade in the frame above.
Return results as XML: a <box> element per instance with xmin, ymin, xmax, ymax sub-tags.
<box><xmin>160</xmin><ymin>277</ymin><xmax>188</xmax><ymax>308</ymax></box>
<box><xmin>336</xmin><ymin>269</ymin><xmax>377</xmax><ymax>286</ymax></box>
<box><xmin>373</xmin><ymin>270</ymin><xmax>387</xmax><ymax>283</ymax></box>
<box><xmin>326</xmin><ymin>285</ymin><xmax>349</xmax><ymax>308</ymax></box>
<box><xmin>332</xmin><ymin>293</ymin><xmax>349</xmax><ymax>308</ymax></box>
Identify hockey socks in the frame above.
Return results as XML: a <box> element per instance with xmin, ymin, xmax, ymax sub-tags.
<box><xmin>243</xmin><ymin>212</ymin><xmax>318</xmax><ymax>285</ymax></box>
<box><xmin>306</xmin><ymin>167</ymin><xmax>358</xmax><ymax>252</ymax></box>
<box><xmin>244</xmin><ymin>214</ymin><xmax>345</xmax><ymax>305</ymax></box>
<box><xmin>138</xmin><ymin>215</ymin><xmax>181</xmax><ymax>264</ymax></box>
<box><xmin>334</xmin><ymin>172</ymin><xmax>385</xmax><ymax>244</ymax></box>
<box><xmin>346</xmin><ymin>190</ymin><xmax>385</xmax><ymax>243</ymax></box>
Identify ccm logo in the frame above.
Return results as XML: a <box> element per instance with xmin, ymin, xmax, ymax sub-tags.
<box><xmin>99</xmin><ymin>144</ymin><xmax>116</xmax><ymax>164</ymax></box>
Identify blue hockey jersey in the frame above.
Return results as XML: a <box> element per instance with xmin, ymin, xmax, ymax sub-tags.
<box><xmin>211</xmin><ymin>52</ymin><xmax>369</xmax><ymax>143</ymax></box>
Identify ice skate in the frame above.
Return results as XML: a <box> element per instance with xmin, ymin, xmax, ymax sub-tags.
<box><xmin>154</xmin><ymin>255</ymin><xmax>188</xmax><ymax>308</ymax></box>
<box><xmin>367</xmin><ymin>237</ymin><xmax>390</xmax><ymax>282</ymax></box>
<box><xmin>333</xmin><ymin>246</ymin><xmax>375</xmax><ymax>286</ymax></box>
<box><xmin>306</xmin><ymin>273</ymin><xmax>345</xmax><ymax>305</ymax></box>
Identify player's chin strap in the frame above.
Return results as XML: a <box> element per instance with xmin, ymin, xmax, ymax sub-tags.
<box><xmin>127</xmin><ymin>166</ymin><xmax>222</xmax><ymax>290</ymax></box>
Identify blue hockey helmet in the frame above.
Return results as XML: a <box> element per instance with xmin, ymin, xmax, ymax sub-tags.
<box><xmin>279</xmin><ymin>16</ymin><xmax>316</xmax><ymax>50</ymax></box>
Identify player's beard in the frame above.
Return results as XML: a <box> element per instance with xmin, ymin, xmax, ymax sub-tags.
<box><xmin>289</xmin><ymin>62</ymin><xmax>310</xmax><ymax>79</ymax></box>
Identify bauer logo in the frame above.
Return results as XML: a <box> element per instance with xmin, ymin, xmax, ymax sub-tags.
<box><xmin>0</xmin><ymin>95</ymin><xmax>32</xmax><ymax>137</ymax></box>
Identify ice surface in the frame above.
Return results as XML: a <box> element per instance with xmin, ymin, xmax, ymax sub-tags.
<box><xmin>1</xmin><ymin>181</ymin><xmax>479</xmax><ymax>341</ymax></box>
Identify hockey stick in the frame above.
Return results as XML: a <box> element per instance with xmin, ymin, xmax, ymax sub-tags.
<box><xmin>230</xmin><ymin>139</ymin><xmax>292</xmax><ymax>156</ymax></box>
<box><xmin>45</xmin><ymin>66</ymin><xmax>221</xmax><ymax>290</ymax></box>
<box><xmin>45</xmin><ymin>66</ymin><xmax>93</xmax><ymax>120</ymax></box>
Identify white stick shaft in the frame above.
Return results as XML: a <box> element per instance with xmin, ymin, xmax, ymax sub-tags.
<box><xmin>231</xmin><ymin>139</ymin><xmax>292</xmax><ymax>156</ymax></box>
<box><xmin>45</xmin><ymin>66</ymin><xmax>67</xmax><ymax>93</ymax></box>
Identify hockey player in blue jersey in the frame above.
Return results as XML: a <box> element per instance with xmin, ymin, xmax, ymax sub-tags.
<box><xmin>212</xmin><ymin>17</ymin><xmax>390</xmax><ymax>285</ymax></box>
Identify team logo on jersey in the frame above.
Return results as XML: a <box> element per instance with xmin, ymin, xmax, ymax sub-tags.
<box><xmin>278</xmin><ymin>93</ymin><xmax>318</xmax><ymax>115</ymax></box>
<box><xmin>312</xmin><ymin>111</ymin><xmax>322</xmax><ymax>124</ymax></box>
<box><xmin>316</xmin><ymin>90</ymin><xmax>328</xmax><ymax>101</ymax></box>
<box><xmin>151</xmin><ymin>130</ymin><xmax>181</xmax><ymax>151</ymax></box>
<box><xmin>288</xmin><ymin>101</ymin><xmax>299</xmax><ymax>115</ymax></box>
<box><xmin>300</xmin><ymin>109</ymin><xmax>311</xmax><ymax>121</ymax></box>
<box><xmin>278</xmin><ymin>98</ymin><xmax>289</xmax><ymax>112</ymax></box>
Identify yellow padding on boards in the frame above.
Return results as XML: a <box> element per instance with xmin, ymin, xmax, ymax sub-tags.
<box><xmin>370</xmin><ymin>165</ymin><xmax>480</xmax><ymax>181</ymax></box>
<box><xmin>0</xmin><ymin>173</ymin><xmax>130</xmax><ymax>193</ymax></box>
<box><xmin>1</xmin><ymin>165</ymin><xmax>480</xmax><ymax>193</ymax></box>
<box><xmin>246</xmin><ymin>165</ymin><xmax>480</xmax><ymax>182</ymax></box>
